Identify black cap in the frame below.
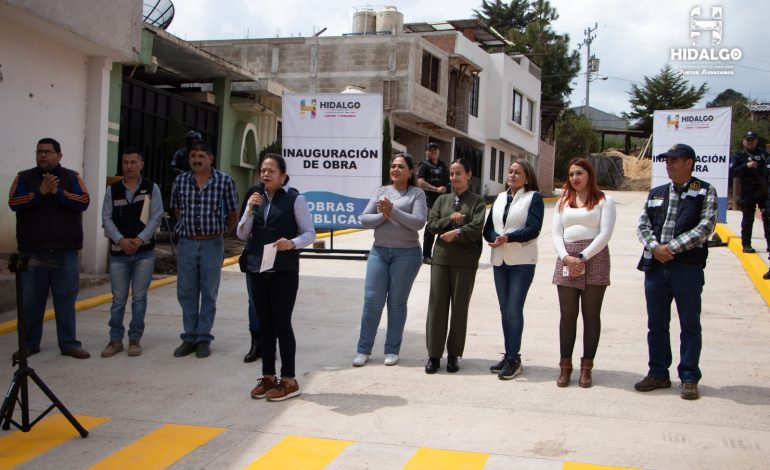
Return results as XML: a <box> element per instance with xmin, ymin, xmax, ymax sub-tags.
<box><xmin>659</xmin><ymin>143</ymin><xmax>696</xmax><ymax>160</ymax></box>
<box><xmin>744</xmin><ymin>130</ymin><xmax>758</xmax><ymax>140</ymax></box>
<box><xmin>426</xmin><ymin>142</ymin><xmax>439</xmax><ymax>150</ymax></box>
<box><xmin>186</xmin><ymin>130</ymin><xmax>203</xmax><ymax>140</ymax></box>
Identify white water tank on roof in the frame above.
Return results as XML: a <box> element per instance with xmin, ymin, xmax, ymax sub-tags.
<box><xmin>352</xmin><ymin>8</ymin><xmax>377</xmax><ymax>34</ymax></box>
<box><xmin>376</xmin><ymin>6</ymin><xmax>403</xmax><ymax>35</ymax></box>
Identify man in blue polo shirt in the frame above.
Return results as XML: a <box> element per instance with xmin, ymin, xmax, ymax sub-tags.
<box><xmin>170</xmin><ymin>141</ymin><xmax>238</xmax><ymax>358</ymax></box>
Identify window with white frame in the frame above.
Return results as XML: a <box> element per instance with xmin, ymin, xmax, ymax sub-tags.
<box><xmin>498</xmin><ymin>151</ymin><xmax>505</xmax><ymax>183</ymax></box>
<box><xmin>526</xmin><ymin>99</ymin><xmax>535</xmax><ymax>131</ymax></box>
<box><xmin>512</xmin><ymin>90</ymin><xmax>522</xmax><ymax>124</ymax></box>
<box><xmin>490</xmin><ymin>147</ymin><xmax>496</xmax><ymax>181</ymax></box>
<box><xmin>469</xmin><ymin>75</ymin><xmax>480</xmax><ymax>117</ymax></box>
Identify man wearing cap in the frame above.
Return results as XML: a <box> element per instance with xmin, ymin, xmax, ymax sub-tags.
<box><xmin>634</xmin><ymin>143</ymin><xmax>717</xmax><ymax>400</ymax></box>
<box><xmin>417</xmin><ymin>142</ymin><xmax>449</xmax><ymax>264</ymax></box>
<box><xmin>729</xmin><ymin>130</ymin><xmax>769</xmax><ymax>253</ymax></box>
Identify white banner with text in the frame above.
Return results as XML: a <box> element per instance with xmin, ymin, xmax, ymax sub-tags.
<box><xmin>282</xmin><ymin>93</ymin><xmax>383</xmax><ymax>229</ymax></box>
<box><xmin>652</xmin><ymin>107</ymin><xmax>731</xmax><ymax>222</ymax></box>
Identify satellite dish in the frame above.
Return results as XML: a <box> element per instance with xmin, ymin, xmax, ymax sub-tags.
<box><xmin>143</xmin><ymin>0</ymin><xmax>175</xmax><ymax>30</ymax></box>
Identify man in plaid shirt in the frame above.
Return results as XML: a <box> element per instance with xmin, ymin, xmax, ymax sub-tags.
<box><xmin>634</xmin><ymin>143</ymin><xmax>717</xmax><ymax>400</ymax></box>
<box><xmin>170</xmin><ymin>141</ymin><xmax>239</xmax><ymax>359</ymax></box>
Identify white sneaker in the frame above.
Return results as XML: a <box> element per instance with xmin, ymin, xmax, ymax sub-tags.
<box><xmin>384</xmin><ymin>354</ymin><xmax>399</xmax><ymax>366</ymax></box>
<box><xmin>352</xmin><ymin>353</ymin><xmax>370</xmax><ymax>367</ymax></box>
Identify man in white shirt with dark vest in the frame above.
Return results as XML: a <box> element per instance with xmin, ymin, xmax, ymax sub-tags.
<box><xmin>101</xmin><ymin>147</ymin><xmax>163</xmax><ymax>357</ymax></box>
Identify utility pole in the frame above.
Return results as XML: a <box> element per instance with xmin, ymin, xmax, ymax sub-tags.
<box><xmin>578</xmin><ymin>23</ymin><xmax>598</xmax><ymax>118</ymax></box>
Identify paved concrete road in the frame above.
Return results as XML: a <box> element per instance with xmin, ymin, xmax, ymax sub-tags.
<box><xmin>1</xmin><ymin>191</ymin><xmax>768</xmax><ymax>469</ymax></box>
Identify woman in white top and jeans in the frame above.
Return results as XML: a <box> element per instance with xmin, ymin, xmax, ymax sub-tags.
<box><xmin>483</xmin><ymin>160</ymin><xmax>543</xmax><ymax>380</ymax></box>
<box><xmin>552</xmin><ymin>158</ymin><xmax>616</xmax><ymax>388</ymax></box>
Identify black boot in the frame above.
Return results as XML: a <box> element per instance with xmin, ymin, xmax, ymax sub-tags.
<box><xmin>244</xmin><ymin>331</ymin><xmax>261</xmax><ymax>363</ymax></box>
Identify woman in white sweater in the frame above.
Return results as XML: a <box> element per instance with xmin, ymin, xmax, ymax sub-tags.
<box><xmin>483</xmin><ymin>160</ymin><xmax>544</xmax><ymax>380</ymax></box>
<box><xmin>552</xmin><ymin>158</ymin><xmax>616</xmax><ymax>388</ymax></box>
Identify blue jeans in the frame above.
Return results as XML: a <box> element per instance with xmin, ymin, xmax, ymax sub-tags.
<box><xmin>644</xmin><ymin>262</ymin><xmax>704</xmax><ymax>383</ymax></box>
<box><xmin>176</xmin><ymin>237</ymin><xmax>224</xmax><ymax>343</ymax></box>
<box><xmin>108</xmin><ymin>250</ymin><xmax>155</xmax><ymax>342</ymax></box>
<box><xmin>246</xmin><ymin>274</ymin><xmax>259</xmax><ymax>333</ymax></box>
<box><xmin>493</xmin><ymin>263</ymin><xmax>536</xmax><ymax>358</ymax></box>
<box><xmin>357</xmin><ymin>246</ymin><xmax>422</xmax><ymax>355</ymax></box>
<box><xmin>20</xmin><ymin>250</ymin><xmax>81</xmax><ymax>353</ymax></box>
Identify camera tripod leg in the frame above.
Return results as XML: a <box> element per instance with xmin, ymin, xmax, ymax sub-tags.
<box><xmin>0</xmin><ymin>370</ymin><xmax>22</xmax><ymax>430</ymax></box>
<box><xmin>28</xmin><ymin>370</ymin><xmax>88</xmax><ymax>437</ymax></box>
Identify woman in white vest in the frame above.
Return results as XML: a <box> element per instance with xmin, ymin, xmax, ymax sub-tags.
<box><xmin>551</xmin><ymin>158</ymin><xmax>616</xmax><ymax>389</ymax></box>
<box><xmin>483</xmin><ymin>160</ymin><xmax>544</xmax><ymax>380</ymax></box>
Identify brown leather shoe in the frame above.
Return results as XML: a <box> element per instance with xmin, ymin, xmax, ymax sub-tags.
<box><xmin>557</xmin><ymin>358</ymin><xmax>572</xmax><ymax>387</ymax></box>
<box><xmin>634</xmin><ymin>375</ymin><xmax>671</xmax><ymax>392</ymax></box>
<box><xmin>62</xmin><ymin>347</ymin><xmax>91</xmax><ymax>359</ymax></box>
<box><xmin>250</xmin><ymin>376</ymin><xmax>277</xmax><ymax>399</ymax></box>
<box><xmin>127</xmin><ymin>340</ymin><xmax>142</xmax><ymax>357</ymax></box>
<box><xmin>100</xmin><ymin>341</ymin><xmax>124</xmax><ymax>358</ymax></box>
<box><xmin>579</xmin><ymin>357</ymin><xmax>593</xmax><ymax>388</ymax></box>
<box><xmin>266</xmin><ymin>378</ymin><xmax>300</xmax><ymax>402</ymax></box>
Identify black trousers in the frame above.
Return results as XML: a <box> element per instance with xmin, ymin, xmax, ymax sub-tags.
<box><xmin>739</xmin><ymin>193</ymin><xmax>770</xmax><ymax>248</ymax></box>
<box><xmin>248</xmin><ymin>271</ymin><xmax>299</xmax><ymax>378</ymax></box>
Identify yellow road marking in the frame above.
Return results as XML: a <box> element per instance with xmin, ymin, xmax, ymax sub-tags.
<box><xmin>714</xmin><ymin>223</ymin><xmax>770</xmax><ymax>306</ymax></box>
<box><xmin>0</xmin><ymin>414</ymin><xmax>108</xmax><ymax>468</ymax></box>
<box><xmin>246</xmin><ymin>435</ymin><xmax>351</xmax><ymax>470</ymax></box>
<box><xmin>564</xmin><ymin>463</ymin><xmax>640</xmax><ymax>470</ymax></box>
<box><xmin>88</xmin><ymin>423</ymin><xmax>224</xmax><ymax>470</ymax></box>
<box><xmin>403</xmin><ymin>448</ymin><xmax>490</xmax><ymax>470</ymax></box>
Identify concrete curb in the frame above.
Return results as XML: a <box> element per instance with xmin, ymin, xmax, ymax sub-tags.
<box><xmin>714</xmin><ymin>223</ymin><xmax>770</xmax><ymax>306</ymax></box>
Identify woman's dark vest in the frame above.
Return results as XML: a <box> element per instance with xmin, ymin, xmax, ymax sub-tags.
<box><xmin>638</xmin><ymin>178</ymin><xmax>710</xmax><ymax>270</ymax></box>
<box><xmin>246</xmin><ymin>187</ymin><xmax>300</xmax><ymax>272</ymax></box>
<box><xmin>109</xmin><ymin>179</ymin><xmax>155</xmax><ymax>255</ymax></box>
<box><xmin>15</xmin><ymin>166</ymin><xmax>83</xmax><ymax>252</ymax></box>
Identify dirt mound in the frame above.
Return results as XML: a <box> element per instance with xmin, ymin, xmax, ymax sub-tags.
<box><xmin>598</xmin><ymin>148</ymin><xmax>652</xmax><ymax>191</ymax></box>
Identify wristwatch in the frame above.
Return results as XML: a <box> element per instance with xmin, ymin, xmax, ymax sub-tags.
<box><xmin>578</xmin><ymin>253</ymin><xmax>585</xmax><ymax>261</ymax></box>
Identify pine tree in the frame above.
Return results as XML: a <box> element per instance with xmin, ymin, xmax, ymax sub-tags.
<box><xmin>625</xmin><ymin>65</ymin><xmax>708</xmax><ymax>134</ymax></box>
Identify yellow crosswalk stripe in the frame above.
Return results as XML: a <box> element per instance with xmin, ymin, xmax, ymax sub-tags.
<box><xmin>88</xmin><ymin>423</ymin><xmax>224</xmax><ymax>470</ymax></box>
<box><xmin>564</xmin><ymin>463</ymin><xmax>640</xmax><ymax>470</ymax></box>
<box><xmin>246</xmin><ymin>435</ymin><xmax>352</xmax><ymax>470</ymax></box>
<box><xmin>403</xmin><ymin>448</ymin><xmax>490</xmax><ymax>470</ymax></box>
<box><xmin>0</xmin><ymin>413</ymin><xmax>108</xmax><ymax>468</ymax></box>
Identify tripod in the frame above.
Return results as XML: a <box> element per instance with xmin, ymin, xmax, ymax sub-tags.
<box><xmin>0</xmin><ymin>253</ymin><xmax>88</xmax><ymax>437</ymax></box>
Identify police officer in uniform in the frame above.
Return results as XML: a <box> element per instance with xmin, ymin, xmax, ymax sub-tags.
<box><xmin>729</xmin><ymin>130</ymin><xmax>770</xmax><ymax>253</ymax></box>
<box><xmin>417</xmin><ymin>142</ymin><xmax>450</xmax><ymax>264</ymax></box>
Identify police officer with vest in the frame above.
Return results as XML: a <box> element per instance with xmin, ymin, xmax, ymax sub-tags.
<box><xmin>417</xmin><ymin>142</ymin><xmax>450</xmax><ymax>264</ymax></box>
<box><xmin>101</xmin><ymin>147</ymin><xmax>163</xmax><ymax>358</ymax></box>
<box><xmin>634</xmin><ymin>143</ymin><xmax>718</xmax><ymax>400</ymax></box>
<box><xmin>729</xmin><ymin>130</ymin><xmax>770</xmax><ymax>253</ymax></box>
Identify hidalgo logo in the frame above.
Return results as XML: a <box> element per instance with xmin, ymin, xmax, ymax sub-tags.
<box><xmin>670</xmin><ymin>6</ymin><xmax>742</xmax><ymax>63</ymax></box>
<box><xmin>666</xmin><ymin>114</ymin><xmax>680</xmax><ymax>131</ymax></box>
<box><xmin>299</xmin><ymin>99</ymin><xmax>317</xmax><ymax>119</ymax></box>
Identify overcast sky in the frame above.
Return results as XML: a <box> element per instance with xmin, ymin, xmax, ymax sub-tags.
<box><xmin>166</xmin><ymin>0</ymin><xmax>769</xmax><ymax>117</ymax></box>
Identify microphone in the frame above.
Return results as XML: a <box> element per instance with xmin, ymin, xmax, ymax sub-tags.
<box><xmin>251</xmin><ymin>182</ymin><xmax>266</xmax><ymax>215</ymax></box>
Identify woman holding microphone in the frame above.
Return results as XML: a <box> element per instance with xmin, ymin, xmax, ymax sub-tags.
<box><xmin>237</xmin><ymin>154</ymin><xmax>315</xmax><ymax>402</ymax></box>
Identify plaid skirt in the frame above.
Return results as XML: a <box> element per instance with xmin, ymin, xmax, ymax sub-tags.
<box><xmin>552</xmin><ymin>239</ymin><xmax>611</xmax><ymax>289</ymax></box>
